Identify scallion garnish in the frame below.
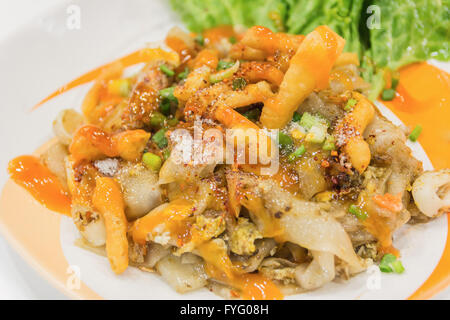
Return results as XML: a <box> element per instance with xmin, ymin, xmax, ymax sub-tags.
<box><xmin>217</xmin><ymin>60</ymin><xmax>234</xmax><ymax>71</ymax></box>
<box><xmin>177</xmin><ymin>67</ymin><xmax>189</xmax><ymax>80</ymax></box>
<box><xmin>292</xmin><ymin>112</ymin><xmax>302</xmax><ymax>122</ymax></box>
<box><xmin>278</xmin><ymin>132</ymin><xmax>293</xmax><ymax>149</ymax></box>
<box><xmin>344</xmin><ymin>98</ymin><xmax>357</xmax><ymax>111</ymax></box>
<box><xmin>391</xmin><ymin>78</ymin><xmax>399</xmax><ymax>90</ymax></box>
<box><xmin>408</xmin><ymin>125</ymin><xmax>422</xmax><ymax>142</ymax></box>
<box><xmin>232</xmin><ymin>77</ymin><xmax>247</xmax><ymax>90</ymax></box>
<box><xmin>379</xmin><ymin>253</ymin><xmax>405</xmax><ymax>274</ymax></box>
<box><xmin>150</xmin><ymin>112</ymin><xmax>166</xmax><ymax>128</ymax></box>
<box><xmin>160</xmin><ymin>64</ymin><xmax>175</xmax><ymax>77</ymax></box>
<box><xmin>381</xmin><ymin>88</ymin><xmax>396</xmax><ymax>101</ymax></box>
<box><xmin>288</xmin><ymin>145</ymin><xmax>306</xmax><ymax>162</ymax></box>
<box><xmin>348</xmin><ymin>204</ymin><xmax>368</xmax><ymax>220</ymax></box>
<box><xmin>152</xmin><ymin>128</ymin><xmax>168</xmax><ymax>149</ymax></box>
<box><xmin>142</xmin><ymin>152</ymin><xmax>162</xmax><ymax>171</ymax></box>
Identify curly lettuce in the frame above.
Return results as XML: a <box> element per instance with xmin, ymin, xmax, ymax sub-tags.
<box><xmin>286</xmin><ymin>0</ymin><xmax>365</xmax><ymax>56</ymax></box>
<box><xmin>169</xmin><ymin>0</ymin><xmax>288</xmax><ymax>32</ymax></box>
<box><xmin>368</xmin><ymin>0</ymin><xmax>449</xmax><ymax>70</ymax></box>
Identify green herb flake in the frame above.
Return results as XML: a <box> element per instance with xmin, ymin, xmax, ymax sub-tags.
<box><xmin>408</xmin><ymin>125</ymin><xmax>423</xmax><ymax>142</ymax></box>
<box><xmin>348</xmin><ymin>204</ymin><xmax>368</xmax><ymax>220</ymax></box>
<box><xmin>177</xmin><ymin>67</ymin><xmax>190</xmax><ymax>80</ymax></box>
<box><xmin>217</xmin><ymin>60</ymin><xmax>234</xmax><ymax>71</ymax></box>
<box><xmin>288</xmin><ymin>145</ymin><xmax>306</xmax><ymax>162</ymax></box>
<box><xmin>232</xmin><ymin>77</ymin><xmax>247</xmax><ymax>90</ymax></box>
<box><xmin>344</xmin><ymin>98</ymin><xmax>357</xmax><ymax>111</ymax></box>
<box><xmin>160</xmin><ymin>64</ymin><xmax>175</xmax><ymax>77</ymax></box>
<box><xmin>292</xmin><ymin>112</ymin><xmax>301</xmax><ymax>122</ymax></box>
<box><xmin>152</xmin><ymin>129</ymin><xmax>168</xmax><ymax>149</ymax></box>
<box><xmin>379</xmin><ymin>253</ymin><xmax>405</xmax><ymax>274</ymax></box>
<box><xmin>278</xmin><ymin>132</ymin><xmax>293</xmax><ymax>149</ymax></box>
<box><xmin>381</xmin><ymin>88</ymin><xmax>396</xmax><ymax>101</ymax></box>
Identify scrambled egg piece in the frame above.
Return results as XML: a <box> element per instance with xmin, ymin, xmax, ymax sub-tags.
<box><xmin>259</xmin><ymin>266</ymin><xmax>296</xmax><ymax>285</ymax></box>
<box><xmin>230</xmin><ymin>218</ymin><xmax>262</xmax><ymax>256</ymax></box>
<box><xmin>193</xmin><ymin>214</ymin><xmax>226</xmax><ymax>242</ymax></box>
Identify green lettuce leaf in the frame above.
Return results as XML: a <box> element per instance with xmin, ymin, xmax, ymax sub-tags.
<box><xmin>170</xmin><ymin>0</ymin><xmax>288</xmax><ymax>32</ymax></box>
<box><xmin>368</xmin><ymin>0</ymin><xmax>449</xmax><ymax>70</ymax></box>
<box><xmin>286</xmin><ymin>0</ymin><xmax>365</xmax><ymax>56</ymax></box>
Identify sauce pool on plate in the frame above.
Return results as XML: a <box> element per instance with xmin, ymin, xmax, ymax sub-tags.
<box><xmin>8</xmin><ymin>155</ymin><xmax>71</xmax><ymax>216</ymax></box>
<box><xmin>383</xmin><ymin>62</ymin><xmax>450</xmax><ymax>169</ymax></box>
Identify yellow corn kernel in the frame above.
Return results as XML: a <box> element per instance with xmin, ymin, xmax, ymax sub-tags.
<box><xmin>108</xmin><ymin>79</ymin><xmax>130</xmax><ymax>97</ymax></box>
<box><xmin>291</xmin><ymin>129</ymin><xmax>305</xmax><ymax>140</ymax></box>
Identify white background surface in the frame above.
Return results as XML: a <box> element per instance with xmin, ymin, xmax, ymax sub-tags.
<box><xmin>0</xmin><ymin>0</ymin><xmax>448</xmax><ymax>300</ymax></box>
<box><xmin>0</xmin><ymin>0</ymin><xmax>67</xmax><ymax>299</ymax></box>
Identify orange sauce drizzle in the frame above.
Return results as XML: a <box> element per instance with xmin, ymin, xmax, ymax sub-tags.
<box><xmin>8</xmin><ymin>155</ymin><xmax>71</xmax><ymax>216</ymax></box>
<box><xmin>32</xmin><ymin>48</ymin><xmax>178</xmax><ymax>110</ymax></box>
<box><xmin>198</xmin><ymin>241</ymin><xmax>283</xmax><ymax>300</ymax></box>
<box><xmin>203</xmin><ymin>26</ymin><xmax>236</xmax><ymax>44</ymax></box>
<box><xmin>131</xmin><ymin>199</ymin><xmax>195</xmax><ymax>245</ymax></box>
<box><xmin>382</xmin><ymin>62</ymin><xmax>450</xmax><ymax>169</ymax></box>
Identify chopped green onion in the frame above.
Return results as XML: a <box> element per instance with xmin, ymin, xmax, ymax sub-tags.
<box><xmin>152</xmin><ymin>129</ymin><xmax>168</xmax><ymax>149</ymax></box>
<box><xmin>243</xmin><ymin>108</ymin><xmax>261</xmax><ymax>121</ymax></box>
<box><xmin>408</xmin><ymin>125</ymin><xmax>422</xmax><ymax>142</ymax></box>
<box><xmin>142</xmin><ymin>152</ymin><xmax>162</xmax><ymax>171</ymax></box>
<box><xmin>159</xmin><ymin>87</ymin><xmax>177</xmax><ymax>116</ymax></box>
<box><xmin>159</xmin><ymin>100</ymin><xmax>171</xmax><ymax>116</ymax></box>
<box><xmin>278</xmin><ymin>132</ymin><xmax>293</xmax><ymax>149</ymax></box>
<box><xmin>150</xmin><ymin>112</ymin><xmax>166</xmax><ymax>128</ymax></box>
<box><xmin>381</xmin><ymin>253</ymin><xmax>397</xmax><ymax>264</ymax></box>
<box><xmin>288</xmin><ymin>145</ymin><xmax>306</xmax><ymax>162</ymax></box>
<box><xmin>391</xmin><ymin>260</ymin><xmax>405</xmax><ymax>274</ymax></box>
<box><xmin>210</xmin><ymin>61</ymin><xmax>240</xmax><ymax>83</ymax></box>
<box><xmin>232</xmin><ymin>77</ymin><xmax>247</xmax><ymax>91</ymax></box>
<box><xmin>217</xmin><ymin>60</ymin><xmax>235</xmax><ymax>71</ymax></box>
<box><xmin>160</xmin><ymin>64</ymin><xmax>175</xmax><ymax>77</ymax></box>
<box><xmin>379</xmin><ymin>263</ymin><xmax>393</xmax><ymax>273</ymax></box>
<box><xmin>167</xmin><ymin>117</ymin><xmax>179</xmax><ymax>126</ymax></box>
<box><xmin>381</xmin><ymin>88</ymin><xmax>396</xmax><ymax>101</ymax></box>
<box><xmin>195</xmin><ymin>34</ymin><xmax>204</xmax><ymax>46</ymax></box>
<box><xmin>379</xmin><ymin>253</ymin><xmax>405</xmax><ymax>274</ymax></box>
<box><xmin>322</xmin><ymin>135</ymin><xmax>336</xmax><ymax>151</ymax></box>
<box><xmin>177</xmin><ymin>67</ymin><xmax>189</xmax><ymax>80</ymax></box>
<box><xmin>348</xmin><ymin>204</ymin><xmax>368</xmax><ymax>220</ymax></box>
<box><xmin>292</xmin><ymin>112</ymin><xmax>302</xmax><ymax>122</ymax></box>
<box><xmin>344</xmin><ymin>98</ymin><xmax>357</xmax><ymax>111</ymax></box>
<box><xmin>299</xmin><ymin>112</ymin><xmax>328</xmax><ymax>130</ymax></box>
<box><xmin>229</xmin><ymin>36</ymin><xmax>237</xmax><ymax>44</ymax></box>
<box><xmin>391</xmin><ymin>78</ymin><xmax>399</xmax><ymax>90</ymax></box>
<box><xmin>159</xmin><ymin>87</ymin><xmax>176</xmax><ymax>101</ymax></box>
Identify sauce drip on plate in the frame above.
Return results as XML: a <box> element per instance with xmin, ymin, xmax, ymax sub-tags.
<box><xmin>8</xmin><ymin>155</ymin><xmax>71</xmax><ymax>216</ymax></box>
<box><xmin>382</xmin><ymin>62</ymin><xmax>450</xmax><ymax>169</ymax></box>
